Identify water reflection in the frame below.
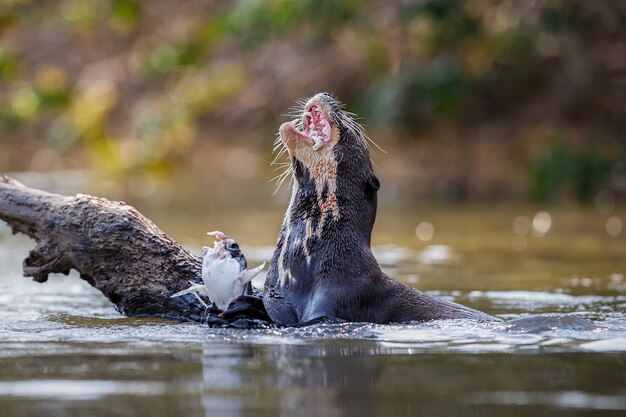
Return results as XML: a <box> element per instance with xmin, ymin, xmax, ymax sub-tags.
<box><xmin>467</xmin><ymin>391</ymin><xmax>626</xmax><ymax>410</ymax></box>
<box><xmin>200</xmin><ymin>344</ymin><xmax>247</xmax><ymax>416</ymax></box>
<box><xmin>0</xmin><ymin>380</ymin><xmax>171</xmax><ymax>400</ymax></box>
<box><xmin>197</xmin><ymin>339</ymin><xmax>626</xmax><ymax>417</ymax></box>
<box><xmin>417</xmin><ymin>245</ymin><xmax>455</xmax><ymax>265</ymax></box>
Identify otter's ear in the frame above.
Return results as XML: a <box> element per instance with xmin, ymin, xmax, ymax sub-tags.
<box><xmin>367</xmin><ymin>174</ymin><xmax>380</xmax><ymax>192</ymax></box>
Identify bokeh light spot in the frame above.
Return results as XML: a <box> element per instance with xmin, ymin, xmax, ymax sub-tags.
<box><xmin>415</xmin><ymin>222</ymin><xmax>435</xmax><ymax>241</ymax></box>
<box><xmin>512</xmin><ymin>236</ymin><xmax>527</xmax><ymax>252</ymax></box>
<box><xmin>11</xmin><ymin>87</ymin><xmax>40</xmax><ymax>119</ymax></box>
<box><xmin>532</xmin><ymin>211</ymin><xmax>552</xmax><ymax>237</ymax></box>
<box><xmin>606</xmin><ymin>216</ymin><xmax>622</xmax><ymax>237</ymax></box>
<box><xmin>512</xmin><ymin>216</ymin><xmax>531</xmax><ymax>236</ymax></box>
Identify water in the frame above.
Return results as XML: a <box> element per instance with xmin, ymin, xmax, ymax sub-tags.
<box><xmin>1</xmin><ymin>188</ymin><xmax>625</xmax><ymax>416</ymax></box>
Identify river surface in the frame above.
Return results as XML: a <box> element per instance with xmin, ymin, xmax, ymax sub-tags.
<box><xmin>1</xmin><ymin>178</ymin><xmax>625</xmax><ymax>417</ymax></box>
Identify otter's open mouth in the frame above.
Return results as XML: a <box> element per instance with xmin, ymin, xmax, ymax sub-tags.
<box><xmin>291</xmin><ymin>101</ymin><xmax>333</xmax><ymax>151</ymax></box>
<box><xmin>278</xmin><ymin>94</ymin><xmax>339</xmax><ymax>156</ymax></box>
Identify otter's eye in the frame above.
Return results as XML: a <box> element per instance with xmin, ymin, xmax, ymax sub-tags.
<box><xmin>228</xmin><ymin>242</ymin><xmax>239</xmax><ymax>251</ymax></box>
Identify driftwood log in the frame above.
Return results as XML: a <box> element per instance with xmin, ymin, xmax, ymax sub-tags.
<box><xmin>0</xmin><ymin>175</ymin><xmax>206</xmax><ymax>323</ymax></box>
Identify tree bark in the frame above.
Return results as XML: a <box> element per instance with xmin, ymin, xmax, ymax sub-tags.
<box><xmin>0</xmin><ymin>175</ymin><xmax>206</xmax><ymax>323</ymax></box>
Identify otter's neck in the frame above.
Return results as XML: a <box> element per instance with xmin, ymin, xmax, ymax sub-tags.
<box><xmin>281</xmin><ymin>176</ymin><xmax>374</xmax><ymax>256</ymax></box>
<box><xmin>270</xmin><ymin>153</ymin><xmax>379</xmax><ymax>287</ymax></box>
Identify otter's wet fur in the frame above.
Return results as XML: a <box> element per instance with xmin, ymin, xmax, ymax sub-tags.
<box><xmin>264</xmin><ymin>93</ymin><xmax>494</xmax><ymax>325</ymax></box>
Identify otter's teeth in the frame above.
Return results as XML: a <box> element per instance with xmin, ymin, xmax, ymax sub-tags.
<box><xmin>312</xmin><ymin>135</ymin><xmax>324</xmax><ymax>151</ymax></box>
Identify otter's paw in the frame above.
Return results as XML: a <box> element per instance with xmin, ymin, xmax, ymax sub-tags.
<box><xmin>206</xmin><ymin>304</ymin><xmax>224</xmax><ymax>315</ymax></box>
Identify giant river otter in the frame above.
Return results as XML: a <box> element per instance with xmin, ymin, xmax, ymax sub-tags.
<box><xmin>262</xmin><ymin>93</ymin><xmax>494</xmax><ymax>325</ymax></box>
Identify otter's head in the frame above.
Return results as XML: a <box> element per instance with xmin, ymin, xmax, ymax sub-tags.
<box><xmin>277</xmin><ymin>93</ymin><xmax>380</xmax><ymax>245</ymax></box>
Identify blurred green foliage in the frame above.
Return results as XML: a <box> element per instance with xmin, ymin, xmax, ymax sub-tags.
<box><xmin>0</xmin><ymin>0</ymin><xmax>623</xmax><ymax>200</ymax></box>
<box><xmin>530</xmin><ymin>140</ymin><xmax>615</xmax><ymax>202</ymax></box>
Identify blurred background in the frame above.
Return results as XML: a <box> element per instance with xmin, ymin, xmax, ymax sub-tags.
<box><xmin>0</xmin><ymin>0</ymin><xmax>624</xmax><ymax>246</ymax></box>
